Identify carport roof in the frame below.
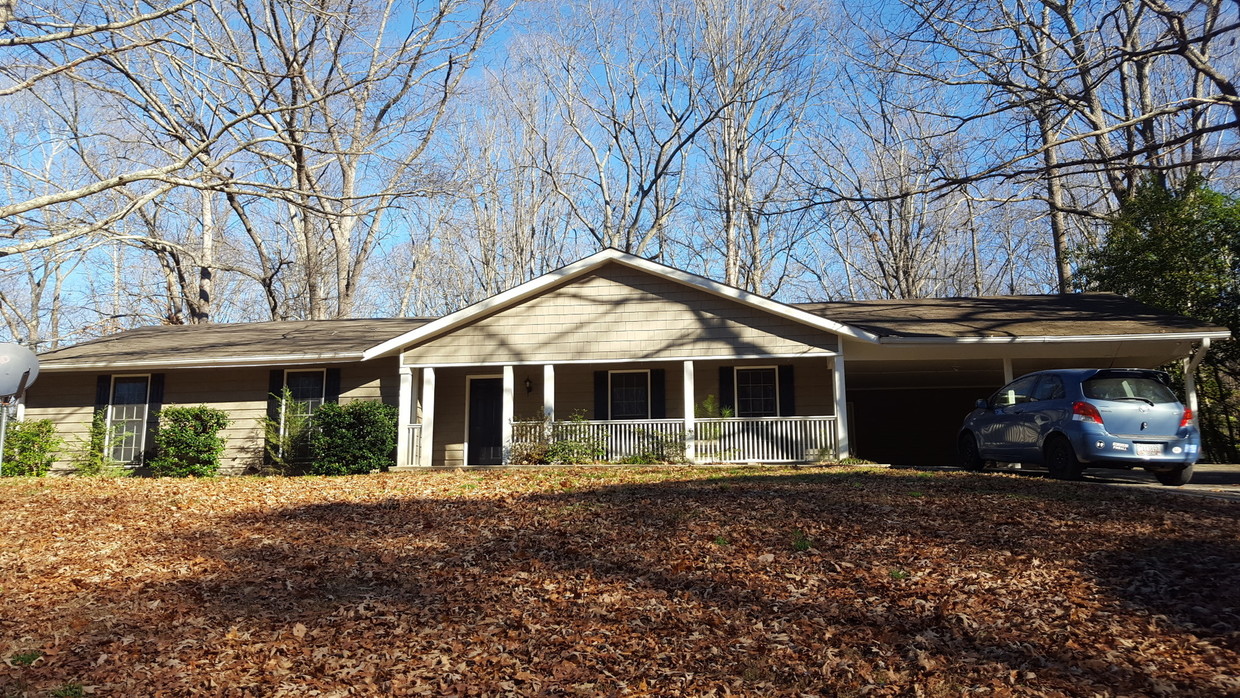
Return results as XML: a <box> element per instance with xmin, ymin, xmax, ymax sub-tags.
<box><xmin>794</xmin><ymin>293</ymin><xmax>1231</xmax><ymax>341</ymax></box>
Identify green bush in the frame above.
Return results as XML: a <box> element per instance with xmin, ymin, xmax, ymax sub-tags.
<box><xmin>2</xmin><ymin>419</ymin><xmax>61</xmax><ymax>477</ymax></box>
<box><xmin>545</xmin><ymin>412</ymin><xmax>605</xmax><ymax>464</ymax></box>
<box><xmin>306</xmin><ymin>401</ymin><xmax>397</xmax><ymax>476</ymax></box>
<box><xmin>264</xmin><ymin>386</ymin><xmax>313</xmax><ymax>474</ymax></box>
<box><xmin>149</xmin><ymin>405</ymin><xmax>230</xmax><ymax>477</ymax></box>
<box><xmin>71</xmin><ymin>410</ymin><xmax>122</xmax><ymax>476</ymax></box>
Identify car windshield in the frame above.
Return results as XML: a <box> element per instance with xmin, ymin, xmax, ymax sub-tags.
<box><xmin>1082</xmin><ymin>373</ymin><xmax>1178</xmax><ymax>404</ymax></box>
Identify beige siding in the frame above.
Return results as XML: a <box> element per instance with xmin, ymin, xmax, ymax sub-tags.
<box><xmin>26</xmin><ymin>359</ymin><xmax>400</xmax><ymax>476</ymax></box>
<box><xmin>401</xmin><ymin>263</ymin><xmax>838</xmax><ymax>365</ymax></box>
<box><xmin>418</xmin><ymin>358</ymin><xmax>834</xmax><ymax>466</ymax></box>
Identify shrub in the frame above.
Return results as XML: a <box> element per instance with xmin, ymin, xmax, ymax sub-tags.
<box><xmin>149</xmin><ymin>405</ymin><xmax>230</xmax><ymax>477</ymax></box>
<box><xmin>545</xmin><ymin>412</ymin><xmax>605</xmax><ymax>464</ymax></box>
<box><xmin>614</xmin><ymin>428</ymin><xmax>686</xmax><ymax>464</ymax></box>
<box><xmin>306</xmin><ymin>401</ymin><xmax>397</xmax><ymax>476</ymax></box>
<box><xmin>1</xmin><ymin>419</ymin><xmax>61</xmax><ymax>477</ymax></box>
<box><xmin>70</xmin><ymin>410</ymin><xmax>126</xmax><ymax>477</ymax></box>
<box><xmin>263</xmin><ymin>386</ymin><xmax>313</xmax><ymax>474</ymax></box>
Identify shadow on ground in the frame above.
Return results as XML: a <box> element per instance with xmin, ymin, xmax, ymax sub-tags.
<box><xmin>3</xmin><ymin>469</ymin><xmax>1238</xmax><ymax>696</ymax></box>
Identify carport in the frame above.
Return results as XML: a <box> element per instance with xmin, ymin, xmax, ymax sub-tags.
<box><xmin>796</xmin><ymin>294</ymin><xmax>1230</xmax><ymax>466</ymax></box>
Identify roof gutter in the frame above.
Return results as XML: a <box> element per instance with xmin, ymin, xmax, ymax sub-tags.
<box><xmin>876</xmin><ymin>330</ymin><xmax>1234</xmax><ymax>344</ymax></box>
<box><xmin>38</xmin><ymin>353</ymin><xmax>367</xmax><ymax>372</ymax></box>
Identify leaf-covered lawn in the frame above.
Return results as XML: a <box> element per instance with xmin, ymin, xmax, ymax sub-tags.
<box><xmin>1</xmin><ymin>467</ymin><xmax>1237</xmax><ymax>697</ymax></box>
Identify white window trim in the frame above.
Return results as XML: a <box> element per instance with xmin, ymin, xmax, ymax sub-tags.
<box><xmin>281</xmin><ymin>368</ymin><xmax>327</xmax><ymax>437</ymax></box>
<box><xmin>734</xmin><ymin>365</ymin><xmax>780</xmax><ymax>418</ymax></box>
<box><xmin>608</xmin><ymin>369</ymin><xmax>651</xmax><ymax>420</ymax></box>
<box><xmin>106</xmin><ymin>373</ymin><xmax>152</xmax><ymax>463</ymax></box>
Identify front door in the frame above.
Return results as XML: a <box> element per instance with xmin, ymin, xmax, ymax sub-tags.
<box><xmin>467</xmin><ymin>377</ymin><xmax>503</xmax><ymax>465</ymax></box>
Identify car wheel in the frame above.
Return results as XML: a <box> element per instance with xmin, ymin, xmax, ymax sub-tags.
<box><xmin>958</xmin><ymin>432</ymin><xmax>985</xmax><ymax>472</ymax></box>
<box><xmin>1044</xmin><ymin>437</ymin><xmax>1085</xmax><ymax>480</ymax></box>
<box><xmin>1153</xmin><ymin>464</ymin><xmax>1193</xmax><ymax>487</ymax></box>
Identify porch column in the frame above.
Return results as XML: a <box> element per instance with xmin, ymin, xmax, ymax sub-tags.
<box><xmin>543</xmin><ymin>364</ymin><xmax>556</xmax><ymax>421</ymax></box>
<box><xmin>832</xmin><ymin>353</ymin><xmax>850</xmax><ymax>460</ymax></box>
<box><xmin>1002</xmin><ymin>358</ymin><xmax>1014</xmax><ymax>384</ymax></box>
<box><xmin>682</xmin><ymin>360</ymin><xmax>696</xmax><ymax>463</ymax></box>
<box><xmin>419</xmin><ymin>367</ymin><xmax>436</xmax><ymax>468</ymax></box>
<box><xmin>501</xmin><ymin>365</ymin><xmax>515</xmax><ymax>464</ymax></box>
<box><xmin>396</xmin><ymin>366</ymin><xmax>414</xmax><ymax>467</ymax></box>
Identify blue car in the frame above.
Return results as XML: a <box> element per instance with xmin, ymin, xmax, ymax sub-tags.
<box><xmin>958</xmin><ymin>368</ymin><xmax>1200</xmax><ymax>486</ymax></box>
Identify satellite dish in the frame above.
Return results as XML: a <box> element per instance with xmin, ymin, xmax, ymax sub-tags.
<box><xmin>0</xmin><ymin>344</ymin><xmax>39</xmax><ymax>398</ymax></box>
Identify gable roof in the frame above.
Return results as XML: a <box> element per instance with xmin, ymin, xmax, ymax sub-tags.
<box><xmin>35</xmin><ymin>254</ymin><xmax>1231</xmax><ymax>373</ymax></box>
<box><xmin>361</xmin><ymin>249</ymin><xmax>878</xmax><ymax>360</ymax></box>
<box><xmin>37</xmin><ymin>318</ymin><xmax>432</xmax><ymax>371</ymax></box>
<box><xmin>795</xmin><ymin>293</ymin><xmax>1232</xmax><ymax>343</ymax></box>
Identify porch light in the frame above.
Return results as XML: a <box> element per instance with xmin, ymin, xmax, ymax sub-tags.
<box><xmin>524</xmin><ymin>377</ymin><xmax>533</xmax><ymax>394</ymax></box>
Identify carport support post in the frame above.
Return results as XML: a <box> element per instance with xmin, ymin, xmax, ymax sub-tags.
<box><xmin>832</xmin><ymin>353</ymin><xmax>850</xmax><ymax>460</ymax></box>
<box><xmin>396</xmin><ymin>366</ymin><xmax>413</xmax><ymax>467</ymax></box>
<box><xmin>682</xmin><ymin>360</ymin><xmax>696</xmax><ymax>464</ymax></box>
<box><xmin>419</xmin><ymin>367</ymin><xmax>436</xmax><ymax>468</ymax></box>
<box><xmin>501</xmin><ymin>365</ymin><xmax>515</xmax><ymax>464</ymax></box>
<box><xmin>1184</xmin><ymin>338</ymin><xmax>1211</xmax><ymax>414</ymax></box>
<box><xmin>1002</xmin><ymin>358</ymin><xmax>1014</xmax><ymax>384</ymax></box>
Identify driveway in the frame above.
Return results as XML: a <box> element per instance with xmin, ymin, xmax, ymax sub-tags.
<box><xmin>1070</xmin><ymin>462</ymin><xmax>1240</xmax><ymax>502</ymax></box>
<box><xmin>903</xmin><ymin>462</ymin><xmax>1240</xmax><ymax>502</ymax></box>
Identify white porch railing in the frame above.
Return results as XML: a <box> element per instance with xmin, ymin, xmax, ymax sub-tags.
<box><xmin>695</xmin><ymin>416</ymin><xmax>837</xmax><ymax>463</ymax></box>
<box><xmin>513</xmin><ymin>419</ymin><xmax>687</xmax><ymax>462</ymax></box>
<box><xmin>511</xmin><ymin>416</ymin><xmax>838</xmax><ymax>463</ymax></box>
<box><xmin>405</xmin><ymin>424</ymin><xmax>423</xmax><ymax>466</ymax></box>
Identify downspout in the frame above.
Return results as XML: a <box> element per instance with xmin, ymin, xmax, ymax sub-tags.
<box><xmin>1183</xmin><ymin>338</ymin><xmax>1211</xmax><ymax>414</ymax></box>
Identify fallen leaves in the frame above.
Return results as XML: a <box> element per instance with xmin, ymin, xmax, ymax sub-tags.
<box><xmin>0</xmin><ymin>467</ymin><xmax>1237</xmax><ymax>696</ymax></box>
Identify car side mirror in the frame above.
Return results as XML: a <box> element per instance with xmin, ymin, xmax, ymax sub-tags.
<box><xmin>975</xmin><ymin>398</ymin><xmax>988</xmax><ymax>410</ymax></box>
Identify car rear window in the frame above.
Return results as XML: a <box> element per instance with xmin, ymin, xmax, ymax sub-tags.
<box><xmin>1082</xmin><ymin>373</ymin><xmax>1178</xmax><ymax>404</ymax></box>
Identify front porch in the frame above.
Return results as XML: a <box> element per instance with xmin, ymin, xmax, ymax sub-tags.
<box><xmin>395</xmin><ymin>357</ymin><xmax>849</xmax><ymax>467</ymax></box>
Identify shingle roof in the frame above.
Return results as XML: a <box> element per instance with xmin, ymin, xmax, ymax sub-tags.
<box><xmin>38</xmin><ymin>318</ymin><xmax>433</xmax><ymax>369</ymax></box>
<box><xmin>794</xmin><ymin>293</ymin><xmax>1229</xmax><ymax>339</ymax></box>
<box><xmin>36</xmin><ymin>292</ymin><xmax>1229</xmax><ymax>372</ymax></box>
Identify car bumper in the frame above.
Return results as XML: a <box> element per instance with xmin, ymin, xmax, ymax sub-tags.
<box><xmin>1067</xmin><ymin>427</ymin><xmax>1200</xmax><ymax>468</ymax></box>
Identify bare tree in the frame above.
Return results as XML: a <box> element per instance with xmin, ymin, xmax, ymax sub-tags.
<box><xmin>691</xmin><ymin>0</ymin><xmax>829</xmax><ymax>292</ymax></box>
<box><xmin>516</xmin><ymin>0</ymin><xmax>737</xmax><ymax>256</ymax></box>
<box><xmin>838</xmin><ymin>0</ymin><xmax>1239</xmax><ymax>290</ymax></box>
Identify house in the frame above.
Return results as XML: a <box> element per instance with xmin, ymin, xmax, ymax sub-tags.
<box><xmin>27</xmin><ymin>250</ymin><xmax>1230</xmax><ymax>470</ymax></box>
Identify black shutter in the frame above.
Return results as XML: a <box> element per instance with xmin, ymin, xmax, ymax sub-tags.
<box><xmin>325</xmin><ymin>368</ymin><xmax>342</xmax><ymax>404</ymax></box>
<box><xmin>778</xmin><ymin>365</ymin><xmax>795</xmax><ymax>416</ymax></box>
<box><xmin>146</xmin><ymin>373</ymin><xmax>165</xmax><ymax>433</ymax></box>
<box><xmin>143</xmin><ymin>374</ymin><xmax>165</xmax><ymax>462</ymax></box>
<box><xmin>267</xmin><ymin>369</ymin><xmax>283</xmax><ymax>423</ymax></box>
<box><xmin>718</xmin><ymin>366</ymin><xmax>735</xmax><ymax>413</ymax></box>
<box><xmin>650</xmin><ymin>369</ymin><xmax>666</xmax><ymax>418</ymax></box>
<box><xmin>594</xmin><ymin>371</ymin><xmax>609</xmax><ymax>419</ymax></box>
<box><xmin>94</xmin><ymin>375</ymin><xmax>111</xmax><ymax>415</ymax></box>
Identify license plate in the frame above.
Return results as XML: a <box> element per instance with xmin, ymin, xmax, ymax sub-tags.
<box><xmin>1135</xmin><ymin>443</ymin><xmax>1163</xmax><ymax>457</ymax></box>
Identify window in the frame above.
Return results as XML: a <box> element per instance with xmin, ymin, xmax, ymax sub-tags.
<box><xmin>991</xmin><ymin>375</ymin><xmax>1038</xmax><ymax>407</ymax></box>
<box><xmin>282</xmin><ymin>369</ymin><xmax>326</xmax><ymax>431</ymax></box>
<box><xmin>108</xmin><ymin>375</ymin><xmax>150</xmax><ymax>463</ymax></box>
<box><xmin>1083</xmin><ymin>373</ymin><xmax>1177</xmax><ymax>404</ymax></box>
<box><xmin>1032</xmin><ymin>375</ymin><xmax>1065</xmax><ymax>401</ymax></box>
<box><xmin>735</xmin><ymin>367</ymin><xmax>778</xmax><ymax>417</ymax></box>
<box><xmin>609</xmin><ymin>371</ymin><xmax>650</xmax><ymax>420</ymax></box>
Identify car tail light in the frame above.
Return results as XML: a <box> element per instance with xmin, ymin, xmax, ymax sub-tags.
<box><xmin>1072</xmin><ymin>401</ymin><xmax>1104</xmax><ymax>424</ymax></box>
<box><xmin>1180</xmin><ymin>407</ymin><xmax>1193</xmax><ymax>428</ymax></box>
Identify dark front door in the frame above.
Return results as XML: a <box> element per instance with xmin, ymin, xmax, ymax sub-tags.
<box><xmin>467</xmin><ymin>377</ymin><xmax>503</xmax><ymax>465</ymax></box>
